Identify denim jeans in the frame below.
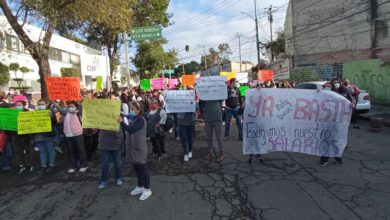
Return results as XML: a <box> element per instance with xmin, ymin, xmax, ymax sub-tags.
<box><xmin>100</xmin><ymin>150</ymin><xmax>123</xmax><ymax>182</ymax></box>
<box><xmin>224</xmin><ymin>107</ymin><xmax>243</xmax><ymax>139</ymax></box>
<box><xmin>179</xmin><ymin>125</ymin><xmax>194</xmax><ymax>155</ymax></box>
<box><xmin>132</xmin><ymin>164</ymin><xmax>150</xmax><ymax>189</ymax></box>
<box><xmin>36</xmin><ymin>141</ymin><xmax>56</xmax><ymax>168</ymax></box>
<box><xmin>0</xmin><ymin>142</ymin><xmax>13</xmax><ymax>171</ymax></box>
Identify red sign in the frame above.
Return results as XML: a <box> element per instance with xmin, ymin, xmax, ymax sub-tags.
<box><xmin>258</xmin><ymin>70</ymin><xmax>274</xmax><ymax>81</ymax></box>
<box><xmin>46</xmin><ymin>77</ymin><xmax>81</xmax><ymax>101</ymax></box>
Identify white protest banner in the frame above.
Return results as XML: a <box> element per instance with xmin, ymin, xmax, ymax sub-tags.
<box><xmin>164</xmin><ymin>90</ymin><xmax>196</xmax><ymax>113</ymax></box>
<box><xmin>236</xmin><ymin>72</ymin><xmax>248</xmax><ymax>83</ymax></box>
<box><xmin>243</xmin><ymin>89</ymin><xmax>352</xmax><ymax>157</ymax></box>
<box><xmin>195</xmin><ymin>76</ymin><xmax>227</xmax><ymax>101</ymax></box>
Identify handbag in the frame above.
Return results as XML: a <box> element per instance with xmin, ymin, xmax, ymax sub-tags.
<box><xmin>0</xmin><ymin>130</ymin><xmax>7</xmax><ymax>154</ymax></box>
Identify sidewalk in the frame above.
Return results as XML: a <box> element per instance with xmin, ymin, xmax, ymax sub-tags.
<box><xmin>359</xmin><ymin>105</ymin><xmax>390</xmax><ymax>126</ymax></box>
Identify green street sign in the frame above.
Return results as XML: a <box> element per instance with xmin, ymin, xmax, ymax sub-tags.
<box><xmin>131</xmin><ymin>25</ymin><xmax>162</xmax><ymax>41</ymax></box>
<box><xmin>164</xmin><ymin>69</ymin><xmax>174</xmax><ymax>74</ymax></box>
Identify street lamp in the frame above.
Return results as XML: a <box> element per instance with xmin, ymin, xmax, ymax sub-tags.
<box><xmin>241</xmin><ymin>0</ymin><xmax>261</xmax><ymax>69</ymax></box>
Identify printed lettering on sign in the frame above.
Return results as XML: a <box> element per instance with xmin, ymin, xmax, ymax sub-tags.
<box><xmin>195</xmin><ymin>76</ymin><xmax>227</xmax><ymax>100</ymax></box>
<box><xmin>46</xmin><ymin>77</ymin><xmax>81</xmax><ymax>101</ymax></box>
<box><xmin>18</xmin><ymin>110</ymin><xmax>52</xmax><ymax>135</ymax></box>
<box><xmin>82</xmin><ymin>99</ymin><xmax>121</xmax><ymax>131</ymax></box>
<box><xmin>164</xmin><ymin>90</ymin><xmax>196</xmax><ymax>113</ymax></box>
<box><xmin>243</xmin><ymin>89</ymin><xmax>352</xmax><ymax>157</ymax></box>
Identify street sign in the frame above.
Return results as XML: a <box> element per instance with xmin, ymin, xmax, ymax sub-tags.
<box><xmin>131</xmin><ymin>25</ymin><xmax>162</xmax><ymax>41</ymax></box>
<box><xmin>164</xmin><ymin>69</ymin><xmax>175</xmax><ymax>75</ymax></box>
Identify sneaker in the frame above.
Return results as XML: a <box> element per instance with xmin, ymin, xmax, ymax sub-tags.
<box><xmin>46</xmin><ymin>166</ymin><xmax>54</xmax><ymax>173</ymax></box>
<box><xmin>217</xmin><ymin>154</ymin><xmax>225</xmax><ymax>162</ymax></box>
<box><xmin>98</xmin><ymin>181</ymin><xmax>107</xmax><ymax>190</ymax></box>
<box><xmin>130</xmin><ymin>186</ymin><xmax>145</xmax><ymax>196</ymax></box>
<box><xmin>161</xmin><ymin>153</ymin><xmax>167</xmax><ymax>158</ymax></box>
<box><xmin>336</xmin><ymin>160</ymin><xmax>344</xmax><ymax>167</ymax></box>
<box><xmin>18</xmin><ymin>166</ymin><xmax>26</xmax><ymax>174</ymax></box>
<box><xmin>188</xmin><ymin>151</ymin><xmax>193</xmax><ymax>159</ymax></box>
<box><xmin>204</xmin><ymin>150</ymin><xmax>214</xmax><ymax>159</ymax></box>
<box><xmin>79</xmin><ymin>167</ymin><xmax>88</xmax><ymax>172</ymax></box>
<box><xmin>116</xmin><ymin>179</ymin><xmax>124</xmax><ymax>186</ymax></box>
<box><xmin>320</xmin><ymin>161</ymin><xmax>328</xmax><ymax>167</ymax></box>
<box><xmin>55</xmin><ymin>146</ymin><xmax>63</xmax><ymax>154</ymax></box>
<box><xmin>27</xmin><ymin>166</ymin><xmax>34</xmax><ymax>172</ymax></box>
<box><xmin>38</xmin><ymin>167</ymin><xmax>47</xmax><ymax>174</ymax></box>
<box><xmin>223</xmin><ymin>136</ymin><xmax>229</xmax><ymax>141</ymax></box>
<box><xmin>149</xmin><ymin>153</ymin><xmax>157</xmax><ymax>157</ymax></box>
<box><xmin>175</xmin><ymin>137</ymin><xmax>180</xmax><ymax>141</ymax></box>
<box><xmin>139</xmin><ymin>189</ymin><xmax>152</xmax><ymax>201</ymax></box>
<box><xmin>169</xmin><ymin>128</ymin><xmax>173</xmax><ymax>134</ymax></box>
<box><xmin>353</xmin><ymin>124</ymin><xmax>361</xmax><ymax>129</ymax></box>
<box><xmin>68</xmin><ymin>168</ymin><xmax>76</xmax><ymax>173</ymax></box>
<box><xmin>146</xmin><ymin>137</ymin><xmax>150</xmax><ymax>141</ymax></box>
<box><xmin>34</xmin><ymin>147</ymin><xmax>39</xmax><ymax>152</ymax></box>
<box><xmin>184</xmin><ymin>154</ymin><xmax>189</xmax><ymax>162</ymax></box>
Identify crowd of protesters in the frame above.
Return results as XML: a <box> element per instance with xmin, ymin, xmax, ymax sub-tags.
<box><xmin>0</xmin><ymin>77</ymin><xmax>361</xmax><ymax>200</ymax></box>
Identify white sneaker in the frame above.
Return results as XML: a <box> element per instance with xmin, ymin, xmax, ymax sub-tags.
<box><xmin>169</xmin><ymin>128</ymin><xmax>173</xmax><ymax>134</ymax></box>
<box><xmin>68</xmin><ymin>168</ymin><xmax>75</xmax><ymax>173</ymax></box>
<box><xmin>188</xmin><ymin>152</ymin><xmax>192</xmax><ymax>159</ymax></box>
<box><xmin>139</xmin><ymin>189</ymin><xmax>152</xmax><ymax>201</ymax></box>
<box><xmin>79</xmin><ymin>167</ymin><xmax>88</xmax><ymax>172</ymax></box>
<box><xmin>184</xmin><ymin>154</ymin><xmax>189</xmax><ymax>162</ymax></box>
<box><xmin>130</xmin><ymin>186</ymin><xmax>145</xmax><ymax>196</ymax></box>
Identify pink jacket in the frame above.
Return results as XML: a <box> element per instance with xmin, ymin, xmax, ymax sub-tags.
<box><xmin>63</xmin><ymin>113</ymin><xmax>83</xmax><ymax>137</ymax></box>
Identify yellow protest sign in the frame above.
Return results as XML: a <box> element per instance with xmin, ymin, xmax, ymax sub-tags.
<box><xmin>220</xmin><ymin>72</ymin><xmax>236</xmax><ymax>81</ymax></box>
<box><xmin>82</xmin><ymin>99</ymin><xmax>121</xmax><ymax>131</ymax></box>
<box><xmin>18</xmin><ymin>110</ymin><xmax>52</xmax><ymax>135</ymax></box>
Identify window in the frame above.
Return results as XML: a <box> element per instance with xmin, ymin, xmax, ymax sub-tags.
<box><xmin>5</xmin><ymin>34</ymin><xmax>19</xmax><ymax>51</ymax></box>
<box><xmin>61</xmin><ymin>51</ymin><xmax>70</xmax><ymax>63</ymax></box>
<box><xmin>70</xmin><ymin>54</ymin><xmax>80</xmax><ymax>65</ymax></box>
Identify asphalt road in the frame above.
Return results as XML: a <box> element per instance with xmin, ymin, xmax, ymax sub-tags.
<box><xmin>0</xmin><ymin>119</ymin><xmax>389</xmax><ymax>220</ymax></box>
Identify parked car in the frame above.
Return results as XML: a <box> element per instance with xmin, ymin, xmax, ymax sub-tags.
<box><xmin>296</xmin><ymin>81</ymin><xmax>371</xmax><ymax>114</ymax></box>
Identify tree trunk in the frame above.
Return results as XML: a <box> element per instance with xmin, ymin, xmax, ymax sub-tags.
<box><xmin>37</xmin><ymin>58</ymin><xmax>51</xmax><ymax>99</ymax></box>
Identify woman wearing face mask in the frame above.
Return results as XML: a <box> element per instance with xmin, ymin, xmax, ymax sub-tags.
<box><xmin>33</xmin><ymin>99</ymin><xmax>56</xmax><ymax>173</ymax></box>
<box><xmin>147</xmin><ymin>99</ymin><xmax>167</xmax><ymax>160</ymax></box>
<box><xmin>57</xmin><ymin>101</ymin><xmax>88</xmax><ymax>173</ymax></box>
<box><xmin>319</xmin><ymin>79</ymin><xmax>352</xmax><ymax>167</ymax></box>
<box><xmin>13</xmin><ymin>101</ymin><xmax>34</xmax><ymax>173</ymax></box>
<box><xmin>119</xmin><ymin>101</ymin><xmax>152</xmax><ymax>201</ymax></box>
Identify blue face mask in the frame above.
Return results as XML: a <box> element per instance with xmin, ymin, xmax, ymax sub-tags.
<box><xmin>15</xmin><ymin>106</ymin><xmax>23</xmax><ymax>110</ymax></box>
<box><xmin>129</xmin><ymin>111</ymin><xmax>137</xmax><ymax>117</ymax></box>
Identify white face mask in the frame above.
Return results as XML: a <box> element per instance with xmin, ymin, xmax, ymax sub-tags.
<box><xmin>324</xmin><ymin>87</ymin><xmax>331</xmax><ymax>91</ymax></box>
<box><xmin>334</xmin><ymin>83</ymin><xmax>341</xmax><ymax>89</ymax></box>
<box><xmin>234</xmin><ymin>82</ymin><xmax>240</xmax><ymax>88</ymax></box>
<box><xmin>68</xmin><ymin>107</ymin><xmax>76</xmax><ymax>113</ymax></box>
<box><xmin>36</xmin><ymin>105</ymin><xmax>46</xmax><ymax>110</ymax></box>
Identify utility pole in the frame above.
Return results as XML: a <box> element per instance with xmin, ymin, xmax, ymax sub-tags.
<box><xmin>181</xmin><ymin>57</ymin><xmax>185</xmax><ymax>75</ymax></box>
<box><xmin>237</xmin><ymin>33</ymin><xmax>242</xmax><ymax>72</ymax></box>
<box><xmin>254</xmin><ymin>0</ymin><xmax>261</xmax><ymax>69</ymax></box>
<box><xmin>268</xmin><ymin>5</ymin><xmax>273</xmax><ymax>42</ymax></box>
<box><xmin>203</xmin><ymin>46</ymin><xmax>208</xmax><ymax>70</ymax></box>
<box><xmin>123</xmin><ymin>33</ymin><xmax>131</xmax><ymax>86</ymax></box>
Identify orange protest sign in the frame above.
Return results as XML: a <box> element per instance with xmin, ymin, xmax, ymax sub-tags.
<box><xmin>220</xmin><ymin>72</ymin><xmax>236</xmax><ymax>81</ymax></box>
<box><xmin>46</xmin><ymin>77</ymin><xmax>81</xmax><ymax>101</ymax></box>
<box><xmin>181</xmin><ymin>75</ymin><xmax>196</xmax><ymax>86</ymax></box>
<box><xmin>258</xmin><ymin>70</ymin><xmax>274</xmax><ymax>81</ymax></box>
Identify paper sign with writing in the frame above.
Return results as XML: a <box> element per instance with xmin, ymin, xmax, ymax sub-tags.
<box><xmin>220</xmin><ymin>72</ymin><xmax>236</xmax><ymax>81</ymax></box>
<box><xmin>169</xmin><ymin>78</ymin><xmax>179</xmax><ymax>89</ymax></box>
<box><xmin>0</xmin><ymin>108</ymin><xmax>22</xmax><ymax>131</ymax></box>
<box><xmin>82</xmin><ymin>99</ymin><xmax>121</xmax><ymax>131</ymax></box>
<box><xmin>164</xmin><ymin>90</ymin><xmax>196</xmax><ymax>113</ymax></box>
<box><xmin>181</xmin><ymin>75</ymin><xmax>196</xmax><ymax>86</ymax></box>
<box><xmin>195</xmin><ymin>76</ymin><xmax>227</xmax><ymax>101</ymax></box>
<box><xmin>46</xmin><ymin>77</ymin><xmax>81</xmax><ymax>101</ymax></box>
<box><xmin>151</xmin><ymin>78</ymin><xmax>166</xmax><ymax>90</ymax></box>
<box><xmin>96</xmin><ymin>76</ymin><xmax>103</xmax><ymax>91</ymax></box>
<box><xmin>141</xmin><ymin>79</ymin><xmax>151</xmax><ymax>90</ymax></box>
<box><xmin>18</xmin><ymin>110</ymin><xmax>52</xmax><ymax>134</ymax></box>
<box><xmin>236</xmin><ymin>72</ymin><xmax>248</xmax><ymax>83</ymax></box>
<box><xmin>13</xmin><ymin>95</ymin><xmax>27</xmax><ymax>104</ymax></box>
<box><xmin>243</xmin><ymin>89</ymin><xmax>352</xmax><ymax>157</ymax></box>
<box><xmin>258</xmin><ymin>70</ymin><xmax>274</xmax><ymax>81</ymax></box>
<box><xmin>239</xmin><ymin>86</ymin><xmax>250</xmax><ymax>96</ymax></box>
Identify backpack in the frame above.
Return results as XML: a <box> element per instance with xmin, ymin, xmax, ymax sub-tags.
<box><xmin>163</xmin><ymin>114</ymin><xmax>174</xmax><ymax>131</ymax></box>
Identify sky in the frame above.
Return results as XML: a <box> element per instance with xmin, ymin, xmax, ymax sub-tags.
<box><xmin>163</xmin><ymin>0</ymin><xmax>289</xmax><ymax>65</ymax></box>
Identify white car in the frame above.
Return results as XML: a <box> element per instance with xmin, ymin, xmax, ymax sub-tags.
<box><xmin>296</xmin><ymin>81</ymin><xmax>371</xmax><ymax>114</ymax></box>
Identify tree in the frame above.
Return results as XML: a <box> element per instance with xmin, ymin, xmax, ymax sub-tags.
<box><xmin>9</xmin><ymin>63</ymin><xmax>31</xmax><ymax>92</ymax></box>
<box><xmin>265</xmin><ymin>31</ymin><xmax>285</xmax><ymax>61</ymax></box>
<box><xmin>0</xmin><ymin>0</ymin><xmax>132</xmax><ymax>98</ymax></box>
<box><xmin>0</xmin><ymin>62</ymin><xmax>10</xmax><ymax>87</ymax></box>
<box><xmin>200</xmin><ymin>43</ymin><xmax>232</xmax><ymax>69</ymax></box>
<box><xmin>174</xmin><ymin>61</ymin><xmax>202</xmax><ymax>75</ymax></box>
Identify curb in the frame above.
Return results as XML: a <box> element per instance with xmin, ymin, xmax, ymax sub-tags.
<box><xmin>358</xmin><ymin>114</ymin><xmax>390</xmax><ymax>127</ymax></box>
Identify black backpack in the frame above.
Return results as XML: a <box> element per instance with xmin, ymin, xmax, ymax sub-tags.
<box><xmin>163</xmin><ymin>114</ymin><xmax>174</xmax><ymax>131</ymax></box>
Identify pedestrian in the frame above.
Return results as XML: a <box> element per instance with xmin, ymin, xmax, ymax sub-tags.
<box><xmin>178</xmin><ymin>111</ymin><xmax>196</xmax><ymax>162</ymax></box>
<box><xmin>224</xmin><ymin>78</ymin><xmax>243</xmax><ymax>141</ymax></box>
<box><xmin>319</xmin><ymin>79</ymin><xmax>349</xmax><ymax>167</ymax></box>
<box><xmin>200</xmin><ymin>100</ymin><xmax>225</xmax><ymax>161</ymax></box>
<box><xmin>97</xmin><ymin>119</ymin><xmax>124</xmax><ymax>189</ymax></box>
<box><xmin>33</xmin><ymin>99</ymin><xmax>56</xmax><ymax>173</ymax></box>
<box><xmin>342</xmin><ymin>79</ymin><xmax>361</xmax><ymax>129</ymax></box>
<box><xmin>147</xmin><ymin>98</ymin><xmax>167</xmax><ymax>160</ymax></box>
<box><xmin>120</xmin><ymin>101</ymin><xmax>152</xmax><ymax>201</ymax></box>
<box><xmin>59</xmin><ymin>101</ymin><xmax>89</xmax><ymax>173</ymax></box>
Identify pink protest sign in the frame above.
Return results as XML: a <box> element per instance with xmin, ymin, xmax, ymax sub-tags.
<box><xmin>151</xmin><ymin>78</ymin><xmax>166</xmax><ymax>90</ymax></box>
<box><xmin>169</xmin><ymin>78</ymin><xmax>178</xmax><ymax>89</ymax></box>
<box><xmin>13</xmin><ymin>95</ymin><xmax>27</xmax><ymax>104</ymax></box>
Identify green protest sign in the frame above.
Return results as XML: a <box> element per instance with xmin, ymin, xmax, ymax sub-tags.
<box><xmin>239</xmin><ymin>86</ymin><xmax>250</xmax><ymax>96</ymax></box>
<box><xmin>141</xmin><ymin>79</ymin><xmax>151</xmax><ymax>90</ymax></box>
<box><xmin>0</xmin><ymin>108</ymin><xmax>22</xmax><ymax>131</ymax></box>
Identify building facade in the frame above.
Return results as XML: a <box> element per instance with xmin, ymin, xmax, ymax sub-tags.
<box><xmin>0</xmin><ymin>15</ymin><xmax>110</xmax><ymax>92</ymax></box>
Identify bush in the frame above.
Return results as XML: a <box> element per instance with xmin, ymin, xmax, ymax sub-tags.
<box><xmin>61</xmin><ymin>67</ymin><xmax>80</xmax><ymax>77</ymax></box>
<box><xmin>0</xmin><ymin>62</ymin><xmax>10</xmax><ymax>86</ymax></box>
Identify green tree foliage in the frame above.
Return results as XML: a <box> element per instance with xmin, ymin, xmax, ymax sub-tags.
<box><xmin>61</xmin><ymin>67</ymin><xmax>80</xmax><ymax>77</ymax></box>
<box><xmin>200</xmin><ymin>43</ymin><xmax>232</xmax><ymax>69</ymax></box>
<box><xmin>174</xmin><ymin>61</ymin><xmax>202</xmax><ymax>75</ymax></box>
<box><xmin>0</xmin><ymin>62</ymin><xmax>10</xmax><ymax>86</ymax></box>
<box><xmin>265</xmin><ymin>31</ymin><xmax>285</xmax><ymax>61</ymax></box>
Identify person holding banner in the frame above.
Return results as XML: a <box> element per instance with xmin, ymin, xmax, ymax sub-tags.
<box><xmin>224</xmin><ymin>78</ymin><xmax>243</xmax><ymax>141</ymax></box>
<box><xmin>33</xmin><ymin>99</ymin><xmax>56</xmax><ymax>173</ymax></box>
<box><xmin>120</xmin><ymin>101</ymin><xmax>152</xmax><ymax>201</ymax></box>
<box><xmin>147</xmin><ymin>99</ymin><xmax>167</xmax><ymax>160</ymax></box>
